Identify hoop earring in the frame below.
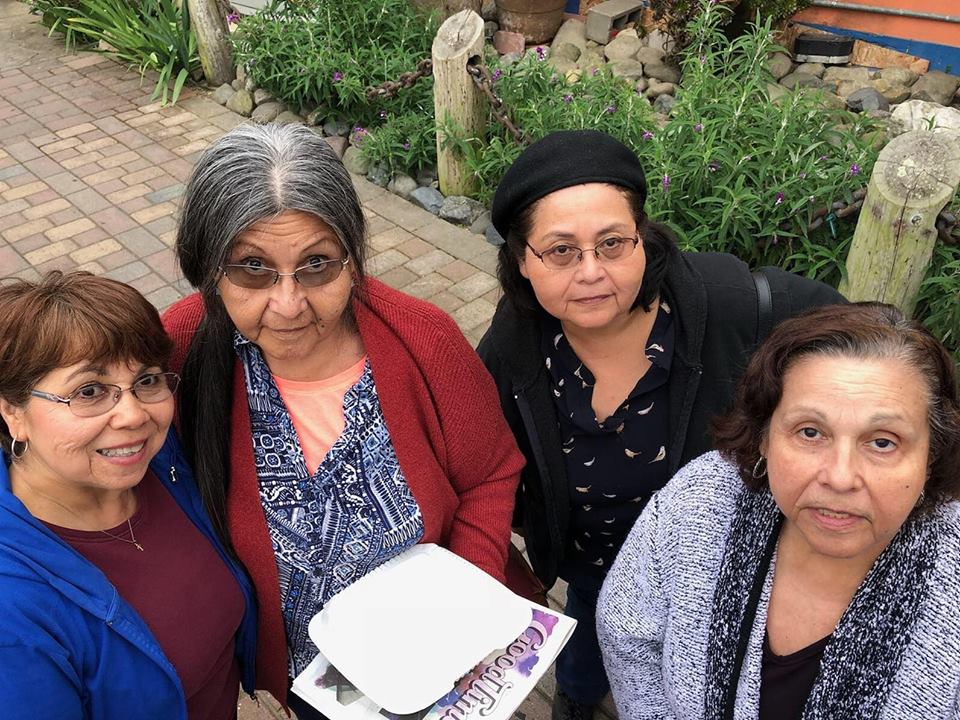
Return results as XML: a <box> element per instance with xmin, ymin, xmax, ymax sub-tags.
<box><xmin>915</xmin><ymin>490</ymin><xmax>926</xmax><ymax>509</ymax></box>
<box><xmin>752</xmin><ymin>455</ymin><xmax>767</xmax><ymax>479</ymax></box>
<box><xmin>10</xmin><ymin>437</ymin><xmax>28</xmax><ymax>461</ymax></box>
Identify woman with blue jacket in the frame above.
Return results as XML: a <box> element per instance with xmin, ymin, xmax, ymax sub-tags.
<box><xmin>0</xmin><ymin>271</ymin><xmax>256</xmax><ymax>720</ymax></box>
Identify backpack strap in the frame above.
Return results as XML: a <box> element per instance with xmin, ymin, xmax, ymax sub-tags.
<box><xmin>753</xmin><ymin>268</ymin><xmax>773</xmax><ymax>345</ymax></box>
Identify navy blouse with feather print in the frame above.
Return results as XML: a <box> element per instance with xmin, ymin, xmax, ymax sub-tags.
<box><xmin>541</xmin><ymin>300</ymin><xmax>674</xmax><ymax>584</ymax></box>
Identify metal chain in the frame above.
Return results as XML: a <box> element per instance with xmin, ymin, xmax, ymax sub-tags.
<box><xmin>365</xmin><ymin>58</ymin><xmax>434</xmax><ymax>102</ymax></box>
<box><xmin>466</xmin><ymin>60</ymin><xmax>528</xmax><ymax>146</ymax></box>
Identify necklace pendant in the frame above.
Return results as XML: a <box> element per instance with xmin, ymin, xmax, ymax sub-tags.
<box><xmin>134</xmin><ymin>542</ymin><xmax>144</xmax><ymax>552</ymax></box>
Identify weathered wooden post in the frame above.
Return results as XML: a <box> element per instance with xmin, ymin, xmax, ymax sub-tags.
<box><xmin>840</xmin><ymin>130</ymin><xmax>960</xmax><ymax>314</ymax></box>
<box><xmin>188</xmin><ymin>0</ymin><xmax>234</xmax><ymax>87</ymax></box>
<box><xmin>432</xmin><ymin>9</ymin><xmax>486</xmax><ymax>197</ymax></box>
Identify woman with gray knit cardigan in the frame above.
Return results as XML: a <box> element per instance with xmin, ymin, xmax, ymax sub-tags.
<box><xmin>597</xmin><ymin>303</ymin><xmax>960</xmax><ymax>719</ymax></box>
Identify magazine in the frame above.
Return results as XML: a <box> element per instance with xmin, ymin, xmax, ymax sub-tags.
<box><xmin>291</xmin><ymin>544</ymin><xmax>576</xmax><ymax>720</ymax></box>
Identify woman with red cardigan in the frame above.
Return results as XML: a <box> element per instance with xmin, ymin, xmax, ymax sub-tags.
<box><xmin>162</xmin><ymin>124</ymin><xmax>524</xmax><ymax>718</ymax></box>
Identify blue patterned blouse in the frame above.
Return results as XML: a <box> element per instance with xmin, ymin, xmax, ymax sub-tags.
<box><xmin>235</xmin><ymin>334</ymin><xmax>424</xmax><ymax>675</ymax></box>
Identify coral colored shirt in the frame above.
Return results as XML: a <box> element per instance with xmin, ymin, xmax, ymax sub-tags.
<box><xmin>273</xmin><ymin>356</ymin><xmax>366</xmax><ymax>473</ymax></box>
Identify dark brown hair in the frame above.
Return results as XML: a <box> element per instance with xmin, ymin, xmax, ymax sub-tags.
<box><xmin>496</xmin><ymin>186</ymin><xmax>678</xmax><ymax>315</ymax></box>
<box><xmin>0</xmin><ymin>271</ymin><xmax>173</xmax><ymax>453</ymax></box>
<box><xmin>713</xmin><ymin>302</ymin><xmax>960</xmax><ymax>510</ymax></box>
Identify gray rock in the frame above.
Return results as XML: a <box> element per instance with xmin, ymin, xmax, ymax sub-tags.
<box><xmin>342</xmin><ymin>146</ymin><xmax>370</xmax><ymax>175</ymax></box>
<box><xmin>275</xmin><ymin>110</ymin><xmax>304</xmax><ymax>125</ymax></box>
<box><xmin>305</xmin><ymin>107</ymin><xmax>326</xmax><ymax>126</ymax></box>
<box><xmin>822</xmin><ymin>65</ymin><xmax>873</xmax><ymax>86</ymax></box>
<box><xmin>645</xmin><ymin>29</ymin><xmax>674</xmax><ymax>54</ymax></box>
<box><xmin>577</xmin><ymin>50</ymin><xmax>605</xmax><ymax>73</ymax></box>
<box><xmin>879</xmin><ymin>67</ymin><xmax>918</xmax><ymax>87</ymax></box>
<box><xmin>644</xmin><ymin>62</ymin><xmax>681</xmax><ymax>84</ymax></box>
<box><xmin>890</xmin><ymin>99</ymin><xmax>960</xmax><ymax>135</ymax></box>
<box><xmin>225</xmin><ymin>89</ymin><xmax>254</xmax><ymax>116</ymax></box>
<box><xmin>553</xmin><ymin>42</ymin><xmax>582</xmax><ymax>63</ymax></box>
<box><xmin>834</xmin><ymin>80</ymin><xmax>862</xmax><ymax>99</ymax></box>
<box><xmin>551</xmin><ymin>18</ymin><xmax>588</xmax><ymax>53</ymax></box>
<box><xmin>766</xmin><ymin>82</ymin><xmax>788</xmax><ymax>101</ymax></box>
<box><xmin>323</xmin><ymin>117</ymin><xmax>350</xmax><ymax>137</ymax></box>
<box><xmin>409</xmin><ymin>186</ymin><xmax>444</xmax><ymax>215</ymax></box>
<box><xmin>795</xmin><ymin>62</ymin><xmax>825</xmax><ymax>78</ymax></box>
<box><xmin>636</xmin><ymin>46</ymin><xmax>665</xmax><ymax>66</ymax></box>
<box><xmin>780</xmin><ymin>72</ymin><xmax>822</xmax><ymax>90</ymax></box>
<box><xmin>323</xmin><ymin>136</ymin><xmax>348</xmax><ymax>158</ymax></box>
<box><xmin>470</xmin><ymin>210</ymin><xmax>491</xmax><ymax>236</ymax></box>
<box><xmin>611</xmin><ymin>60</ymin><xmax>644</xmax><ymax>81</ymax></box>
<box><xmin>816</xmin><ymin>93</ymin><xmax>846</xmax><ymax>111</ymax></box>
<box><xmin>635</xmin><ymin>77</ymin><xmax>648</xmax><ymax>93</ymax></box>
<box><xmin>846</xmin><ymin>87</ymin><xmax>889</xmax><ymax>113</ymax></box>
<box><xmin>485</xmin><ymin>222</ymin><xmax>505</xmax><ymax>247</ymax></box>
<box><xmin>548</xmin><ymin>57</ymin><xmax>578</xmax><ymax>76</ymax></box>
<box><xmin>653</xmin><ymin>93</ymin><xmax>676</xmax><ymax>115</ymax></box>
<box><xmin>236</xmin><ymin>64</ymin><xmax>247</xmax><ymax>84</ymax></box>
<box><xmin>253</xmin><ymin>88</ymin><xmax>275</xmax><ymax>105</ymax></box>
<box><xmin>439</xmin><ymin>195</ymin><xmax>486</xmax><ymax>226</ymax></box>
<box><xmin>484</xmin><ymin>21</ymin><xmax>498</xmax><ymax>39</ymax></box>
<box><xmin>231</xmin><ymin>78</ymin><xmax>243</xmax><ymax>91</ymax></box>
<box><xmin>910</xmin><ymin>70</ymin><xmax>960</xmax><ymax>106</ymax></box>
<box><xmin>871</xmin><ymin>78</ymin><xmax>911</xmax><ymax>105</ymax></box>
<box><xmin>645</xmin><ymin>81</ymin><xmax>676</xmax><ymax>99</ymax></box>
<box><xmin>251</xmin><ymin>101</ymin><xmax>284</xmax><ymax>123</ymax></box>
<box><xmin>213</xmin><ymin>83</ymin><xmax>234</xmax><ymax>105</ymax></box>
<box><xmin>244</xmin><ymin>77</ymin><xmax>257</xmax><ymax>93</ymax></box>
<box><xmin>481</xmin><ymin>0</ymin><xmax>497</xmax><ymax>22</ymax></box>
<box><xmin>387</xmin><ymin>173</ymin><xmax>418</xmax><ymax>200</ymax></box>
<box><xmin>416</xmin><ymin>165</ymin><xmax>439</xmax><ymax>187</ymax></box>
<box><xmin>366</xmin><ymin>163</ymin><xmax>391</xmax><ymax>187</ymax></box>
<box><xmin>767</xmin><ymin>52</ymin><xmax>793</xmax><ymax>80</ymax></box>
<box><xmin>603</xmin><ymin>29</ymin><xmax>642</xmax><ymax>62</ymax></box>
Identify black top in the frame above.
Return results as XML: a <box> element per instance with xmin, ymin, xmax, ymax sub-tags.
<box><xmin>759</xmin><ymin>632</ymin><xmax>831</xmax><ymax>720</ymax></box>
<box><xmin>542</xmin><ymin>302</ymin><xmax>673</xmax><ymax>583</ymax></box>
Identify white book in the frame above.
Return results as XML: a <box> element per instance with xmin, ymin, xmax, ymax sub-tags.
<box><xmin>292</xmin><ymin>544</ymin><xmax>576</xmax><ymax>720</ymax></box>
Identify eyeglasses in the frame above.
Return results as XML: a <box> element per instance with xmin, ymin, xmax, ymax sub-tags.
<box><xmin>526</xmin><ymin>235</ymin><xmax>640</xmax><ymax>270</ymax></box>
<box><xmin>30</xmin><ymin>372</ymin><xmax>180</xmax><ymax>418</ymax></box>
<box><xmin>220</xmin><ymin>257</ymin><xmax>351</xmax><ymax>290</ymax></box>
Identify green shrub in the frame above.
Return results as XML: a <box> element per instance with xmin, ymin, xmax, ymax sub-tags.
<box><xmin>231</xmin><ymin>0</ymin><xmax>438</xmax><ymax>126</ymax></box>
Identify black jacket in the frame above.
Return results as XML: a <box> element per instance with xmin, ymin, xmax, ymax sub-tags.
<box><xmin>477</xmin><ymin>251</ymin><xmax>845</xmax><ymax>588</ymax></box>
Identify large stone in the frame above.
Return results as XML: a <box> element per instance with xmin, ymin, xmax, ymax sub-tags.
<box><xmin>634</xmin><ymin>77</ymin><xmax>648</xmax><ymax>93</ymax></box>
<box><xmin>342</xmin><ymin>146</ymin><xmax>370</xmax><ymax>175</ymax></box>
<box><xmin>484</xmin><ymin>21</ymin><xmax>498</xmax><ymax>39</ymax></box>
<box><xmin>231</xmin><ymin>78</ymin><xmax>243</xmax><ymax>91</ymax></box>
<box><xmin>645</xmin><ymin>29</ymin><xmax>674</xmax><ymax>54</ymax></box>
<box><xmin>817</xmin><ymin>93</ymin><xmax>846</xmax><ymax>111</ymax></box>
<box><xmin>225</xmin><ymin>89</ymin><xmax>254</xmax><ymax>116</ymax></box>
<box><xmin>236</xmin><ymin>64</ymin><xmax>247</xmax><ymax>84</ymax></box>
<box><xmin>409</xmin><ymin>186</ymin><xmax>444</xmax><ymax>215</ymax></box>
<box><xmin>551</xmin><ymin>18</ymin><xmax>588</xmax><ymax>53</ymax></box>
<box><xmin>253</xmin><ymin>88</ymin><xmax>276</xmax><ymax>105</ymax></box>
<box><xmin>603</xmin><ymin>29</ymin><xmax>642</xmax><ymax>62</ymax></box>
<box><xmin>323</xmin><ymin>136</ymin><xmax>348</xmax><ymax>158</ymax></box>
<box><xmin>879</xmin><ymin>67</ymin><xmax>919</xmax><ymax>87</ymax></box>
<box><xmin>305</xmin><ymin>107</ymin><xmax>327</xmax><ymax>126</ymax></box>
<box><xmin>645</xmin><ymin>81</ymin><xmax>675</xmax><ymax>99</ymax></box>
<box><xmin>387</xmin><ymin>173</ymin><xmax>418</xmax><ymax>200</ymax></box>
<box><xmin>416</xmin><ymin>165</ymin><xmax>438</xmax><ymax>187</ymax></box>
<box><xmin>213</xmin><ymin>83</ymin><xmax>234</xmax><ymax>105</ymax></box>
<box><xmin>644</xmin><ymin>62</ymin><xmax>680</xmax><ymax>84</ymax></box>
<box><xmin>795</xmin><ymin>62</ymin><xmax>825</xmax><ymax>78</ymax></box>
<box><xmin>767</xmin><ymin>52</ymin><xmax>793</xmax><ymax>80</ymax></box>
<box><xmin>780</xmin><ymin>72</ymin><xmax>821</xmax><ymax>91</ymax></box>
<box><xmin>846</xmin><ymin>87</ymin><xmax>888</xmax><ymax>113</ymax></box>
<box><xmin>548</xmin><ymin>57</ymin><xmax>578</xmax><ymax>76</ymax></box>
<box><xmin>766</xmin><ymin>82</ymin><xmax>788</xmax><ymax>101</ymax></box>
<box><xmin>870</xmin><ymin>78</ymin><xmax>911</xmax><ymax>105</ymax></box>
<box><xmin>553</xmin><ymin>42</ymin><xmax>582</xmax><ymax>63</ymax></box>
<box><xmin>494</xmin><ymin>30</ymin><xmax>525</xmax><ymax>56</ymax></box>
<box><xmin>822</xmin><ymin>65</ymin><xmax>873</xmax><ymax>86</ymax></box>
<box><xmin>635</xmin><ymin>46</ymin><xmax>665</xmax><ymax>66</ymax></box>
<box><xmin>323</xmin><ymin>117</ymin><xmax>350</xmax><ymax>137</ymax></box>
<box><xmin>251</xmin><ymin>101</ymin><xmax>284</xmax><ymax>123</ymax></box>
<box><xmin>481</xmin><ymin>0</ymin><xmax>497</xmax><ymax>21</ymax></box>
<box><xmin>577</xmin><ymin>50</ymin><xmax>605</xmax><ymax>73</ymax></box>
<box><xmin>275</xmin><ymin>110</ymin><xmax>304</xmax><ymax>125</ymax></box>
<box><xmin>439</xmin><ymin>195</ymin><xmax>486</xmax><ymax>226</ymax></box>
<box><xmin>610</xmin><ymin>60</ymin><xmax>644</xmax><ymax>81</ymax></box>
<box><xmin>470</xmin><ymin>210</ymin><xmax>491</xmax><ymax>236</ymax></box>
<box><xmin>366</xmin><ymin>163</ymin><xmax>390</xmax><ymax>187</ymax></box>
<box><xmin>890</xmin><ymin>100</ymin><xmax>960</xmax><ymax>135</ymax></box>
<box><xmin>653</xmin><ymin>93</ymin><xmax>676</xmax><ymax>115</ymax></box>
<box><xmin>910</xmin><ymin>70</ymin><xmax>960</xmax><ymax>106</ymax></box>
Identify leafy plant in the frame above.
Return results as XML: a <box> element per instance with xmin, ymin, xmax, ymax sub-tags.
<box><xmin>915</xmin><ymin>244</ymin><xmax>959</xmax><ymax>364</ymax></box>
<box><xmin>354</xmin><ymin>108</ymin><xmax>436</xmax><ymax>177</ymax></box>
<box><xmin>232</xmin><ymin>0</ymin><xmax>439</xmax><ymax>126</ymax></box>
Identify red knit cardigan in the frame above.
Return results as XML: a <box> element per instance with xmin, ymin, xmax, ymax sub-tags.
<box><xmin>162</xmin><ymin>278</ymin><xmax>524</xmax><ymax>707</ymax></box>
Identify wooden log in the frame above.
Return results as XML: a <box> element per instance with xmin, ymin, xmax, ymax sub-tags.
<box><xmin>432</xmin><ymin>9</ymin><xmax>486</xmax><ymax>197</ymax></box>
<box><xmin>188</xmin><ymin>0</ymin><xmax>234</xmax><ymax>87</ymax></box>
<box><xmin>840</xmin><ymin>130</ymin><xmax>960</xmax><ymax>314</ymax></box>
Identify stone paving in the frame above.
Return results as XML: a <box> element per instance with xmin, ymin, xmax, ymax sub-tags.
<box><xmin>0</xmin><ymin>2</ymin><xmax>616</xmax><ymax>718</ymax></box>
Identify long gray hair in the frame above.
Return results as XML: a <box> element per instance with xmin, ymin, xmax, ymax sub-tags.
<box><xmin>174</xmin><ymin>123</ymin><xmax>368</xmax><ymax>547</ymax></box>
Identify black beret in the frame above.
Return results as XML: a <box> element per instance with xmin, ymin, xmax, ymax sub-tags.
<box><xmin>490</xmin><ymin>129</ymin><xmax>647</xmax><ymax>238</ymax></box>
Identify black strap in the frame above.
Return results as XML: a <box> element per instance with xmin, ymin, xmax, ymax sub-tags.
<box><xmin>721</xmin><ymin>514</ymin><xmax>783</xmax><ymax>720</ymax></box>
<box><xmin>753</xmin><ymin>269</ymin><xmax>773</xmax><ymax>346</ymax></box>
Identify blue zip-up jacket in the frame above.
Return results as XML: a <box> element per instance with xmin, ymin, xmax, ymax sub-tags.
<box><xmin>0</xmin><ymin>431</ymin><xmax>257</xmax><ymax>719</ymax></box>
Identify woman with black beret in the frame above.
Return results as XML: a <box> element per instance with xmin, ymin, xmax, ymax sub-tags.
<box><xmin>476</xmin><ymin>129</ymin><xmax>844</xmax><ymax>720</ymax></box>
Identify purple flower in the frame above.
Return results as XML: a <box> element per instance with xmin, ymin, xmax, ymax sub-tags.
<box><xmin>694</xmin><ymin>122</ymin><xmax>703</xmax><ymax>133</ymax></box>
<box><xmin>605</xmin><ymin>104</ymin><xmax>617</xmax><ymax>114</ymax></box>
<box><xmin>591</xmin><ymin>68</ymin><xmax>599</xmax><ymax>76</ymax></box>
<box><xmin>708</xmin><ymin>160</ymin><xmax>720</xmax><ymax>173</ymax></box>
<box><xmin>536</xmin><ymin>46</ymin><xmax>546</xmax><ymax>60</ymax></box>
<box><xmin>226</xmin><ymin>11</ymin><xmax>240</xmax><ymax>24</ymax></box>
<box><xmin>662</xmin><ymin>174</ymin><xmax>670</xmax><ymax>192</ymax></box>
<box><xmin>642</xmin><ymin>130</ymin><xmax>654</xmax><ymax>140</ymax></box>
<box><xmin>332</xmin><ymin>71</ymin><xmax>344</xmax><ymax>83</ymax></box>
<box><xmin>699</xmin><ymin>54</ymin><xmax>706</xmax><ymax>65</ymax></box>
<box><xmin>563</xmin><ymin>94</ymin><xmax>573</xmax><ymax>104</ymax></box>
<box><xmin>799</xmin><ymin>171</ymin><xmax>807</xmax><ymax>179</ymax></box>
<box><xmin>350</xmin><ymin>126</ymin><xmax>368</xmax><ymax>146</ymax></box>
<box><xmin>775</xmin><ymin>191</ymin><xmax>785</xmax><ymax>206</ymax></box>
<box><xmin>401</xmin><ymin>142</ymin><xmax>410</xmax><ymax>150</ymax></box>
<box><xmin>850</xmin><ymin>162</ymin><xmax>860</xmax><ymax>176</ymax></box>
<box><xmin>818</xmin><ymin>154</ymin><xmax>828</xmax><ymax>161</ymax></box>
<box><xmin>491</xmin><ymin>69</ymin><xmax>503</xmax><ymax>82</ymax></box>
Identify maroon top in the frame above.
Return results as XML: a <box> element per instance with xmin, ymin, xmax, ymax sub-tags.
<box><xmin>47</xmin><ymin>471</ymin><xmax>244</xmax><ymax>720</ymax></box>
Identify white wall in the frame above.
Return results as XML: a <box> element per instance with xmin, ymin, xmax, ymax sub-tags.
<box><xmin>234</xmin><ymin>0</ymin><xmax>269</xmax><ymax>14</ymax></box>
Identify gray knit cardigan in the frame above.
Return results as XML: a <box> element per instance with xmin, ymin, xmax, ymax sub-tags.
<box><xmin>596</xmin><ymin>451</ymin><xmax>960</xmax><ymax>719</ymax></box>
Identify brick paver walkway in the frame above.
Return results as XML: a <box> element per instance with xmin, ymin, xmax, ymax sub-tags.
<box><xmin>0</xmin><ymin>1</ymin><xmax>618</xmax><ymax>718</ymax></box>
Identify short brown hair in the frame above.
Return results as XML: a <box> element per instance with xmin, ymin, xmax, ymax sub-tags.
<box><xmin>0</xmin><ymin>271</ymin><xmax>173</xmax><ymax>453</ymax></box>
<box><xmin>713</xmin><ymin>302</ymin><xmax>960</xmax><ymax>511</ymax></box>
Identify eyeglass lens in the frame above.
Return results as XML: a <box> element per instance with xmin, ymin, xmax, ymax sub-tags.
<box><xmin>222</xmin><ymin>258</ymin><xmax>346</xmax><ymax>290</ymax></box>
<box><xmin>540</xmin><ymin>237</ymin><xmax>636</xmax><ymax>269</ymax></box>
<box><xmin>69</xmin><ymin>373</ymin><xmax>180</xmax><ymax>417</ymax></box>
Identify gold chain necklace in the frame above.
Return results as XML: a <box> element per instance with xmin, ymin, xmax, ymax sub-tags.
<box><xmin>97</xmin><ymin>517</ymin><xmax>144</xmax><ymax>552</ymax></box>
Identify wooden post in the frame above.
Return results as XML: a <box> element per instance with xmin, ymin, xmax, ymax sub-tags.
<box><xmin>432</xmin><ymin>9</ymin><xmax>485</xmax><ymax>197</ymax></box>
<box><xmin>188</xmin><ymin>0</ymin><xmax>234</xmax><ymax>87</ymax></box>
<box><xmin>840</xmin><ymin>130</ymin><xmax>960</xmax><ymax>314</ymax></box>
